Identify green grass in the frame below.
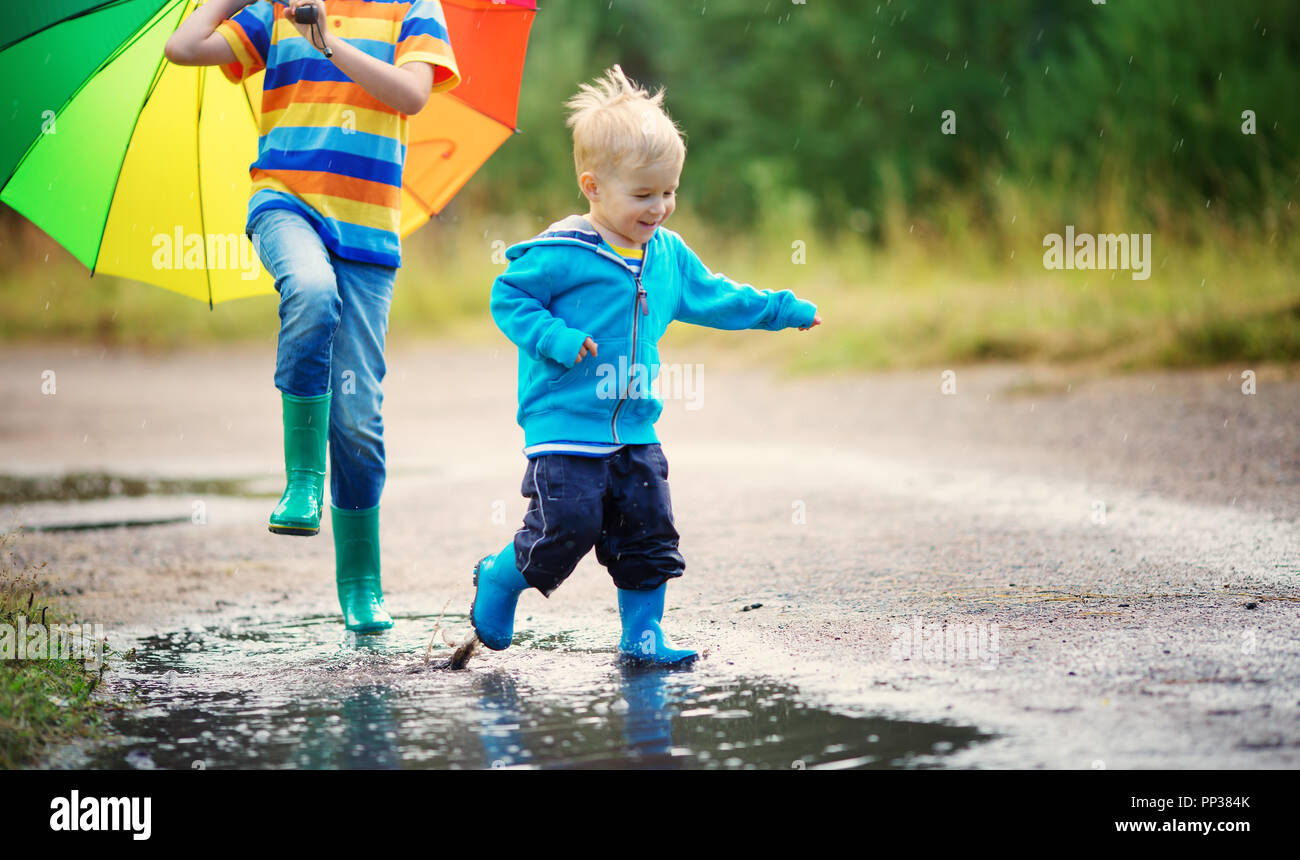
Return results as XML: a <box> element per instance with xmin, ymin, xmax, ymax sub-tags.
<box><xmin>771</xmin><ymin>239</ymin><xmax>1300</xmax><ymax>374</ymax></box>
<box><xmin>0</xmin><ymin>531</ymin><xmax>111</xmax><ymax>769</ymax></box>
<box><xmin>1</xmin><ymin>197</ymin><xmax>1296</xmax><ymax>375</ymax></box>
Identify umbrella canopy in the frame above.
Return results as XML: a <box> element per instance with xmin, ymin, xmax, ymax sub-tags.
<box><xmin>0</xmin><ymin>0</ymin><xmax>535</xmax><ymax>305</ymax></box>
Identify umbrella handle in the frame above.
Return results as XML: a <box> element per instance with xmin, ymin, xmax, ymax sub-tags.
<box><xmin>271</xmin><ymin>0</ymin><xmax>333</xmax><ymax>58</ymax></box>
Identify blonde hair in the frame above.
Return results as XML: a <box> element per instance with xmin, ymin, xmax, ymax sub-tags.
<box><xmin>564</xmin><ymin>65</ymin><xmax>686</xmax><ymax>177</ymax></box>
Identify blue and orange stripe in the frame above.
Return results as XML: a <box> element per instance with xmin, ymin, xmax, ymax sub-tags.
<box><xmin>215</xmin><ymin>0</ymin><xmax>460</xmax><ymax>268</ymax></box>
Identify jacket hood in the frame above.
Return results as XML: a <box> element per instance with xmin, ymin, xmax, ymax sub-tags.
<box><xmin>506</xmin><ymin>214</ymin><xmax>664</xmax><ymax>267</ymax></box>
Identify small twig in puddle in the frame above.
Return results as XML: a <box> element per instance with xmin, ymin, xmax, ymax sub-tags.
<box><xmin>411</xmin><ymin>597</ymin><xmax>484</xmax><ymax>671</ymax></box>
<box><xmin>449</xmin><ymin>635</ymin><xmax>481</xmax><ymax>670</ymax></box>
<box><xmin>422</xmin><ymin>599</ymin><xmax>481</xmax><ymax>670</ymax></box>
<box><xmin>423</xmin><ymin>598</ymin><xmax>454</xmax><ymax>663</ymax></box>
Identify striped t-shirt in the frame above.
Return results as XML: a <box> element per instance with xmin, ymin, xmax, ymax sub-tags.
<box><xmin>216</xmin><ymin>0</ymin><xmax>460</xmax><ymax>268</ymax></box>
<box><xmin>523</xmin><ymin>440</ymin><xmax>625</xmax><ymax>459</ymax></box>
<box><xmin>607</xmin><ymin>241</ymin><xmax>643</xmax><ymax>276</ymax></box>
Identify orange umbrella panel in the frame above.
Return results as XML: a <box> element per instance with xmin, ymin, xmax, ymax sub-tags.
<box><xmin>403</xmin><ymin>0</ymin><xmax>536</xmax><ymax>235</ymax></box>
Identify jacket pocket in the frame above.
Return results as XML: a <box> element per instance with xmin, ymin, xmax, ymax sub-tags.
<box><xmin>541</xmin><ymin>336</ymin><xmax>628</xmax><ymax>417</ymax></box>
<box><xmin>622</xmin><ymin>340</ymin><xmax>664</xmax><ymax>425</ymax></box>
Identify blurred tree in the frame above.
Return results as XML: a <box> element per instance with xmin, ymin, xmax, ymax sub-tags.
<box><xmin>446</xmin><ymin>1</ymin><xmax>1299</xmax><ymax>238</ymax></box>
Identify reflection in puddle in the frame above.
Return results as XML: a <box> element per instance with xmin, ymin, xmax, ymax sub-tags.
<box><xmin>77</xmin><ymin>615</ymin><xmax>993</xmax><ymax>770</ymax></box>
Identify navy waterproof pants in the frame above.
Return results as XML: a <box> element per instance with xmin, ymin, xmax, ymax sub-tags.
<box><xmin>513</xmin><ymin>444</ymin><xmax>685</xmax><ymax>595</ymax></box>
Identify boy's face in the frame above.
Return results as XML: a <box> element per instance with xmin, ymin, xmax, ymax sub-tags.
<box><xmin>581</xmin><ymin>160</ymin><xmax>681</xmax><ymax>248</ymax></box>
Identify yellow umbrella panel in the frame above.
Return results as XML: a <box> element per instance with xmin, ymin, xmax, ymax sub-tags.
<box><xmin>101</xmin><ymin>60</ymin><xmax>270</xmax><ymax>303</ymax></box>
<box><xmin>2</xmin><ymin>0</ymin><xmax>535</xmax><ymax>306</ymax></box>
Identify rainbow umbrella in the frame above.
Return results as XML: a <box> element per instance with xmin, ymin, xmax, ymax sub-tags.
<box><xmin>0</xmin><ymin>0</ymin><xmax>535</xmax><ymax>306</ymax></box>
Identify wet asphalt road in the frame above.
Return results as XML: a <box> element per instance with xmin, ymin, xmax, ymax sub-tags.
<box><xmin>2</xmin><ymin>342</ymin><xmax>1297</xmax><ymax>768</ymax></box>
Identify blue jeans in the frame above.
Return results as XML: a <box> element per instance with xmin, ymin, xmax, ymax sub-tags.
<box><xmin>249</xmin><ymin>207</ymin><xmax>395</xmax><ymax>511</ymax></box>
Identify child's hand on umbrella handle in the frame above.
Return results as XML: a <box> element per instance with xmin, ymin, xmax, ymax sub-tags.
<box><xmin>798</xmin><ymin>315</ymin><xmax>822</xmax><ymax>331</ymax></box>
<box><xmin>283</xmin><ymin>0</ymin><xmax>330</xmax><ymax>50</ymax></box>
<box><xmin>575</xmin><ymin>337</ymin><xmax>598</xmax><ymax>363</ymax></box>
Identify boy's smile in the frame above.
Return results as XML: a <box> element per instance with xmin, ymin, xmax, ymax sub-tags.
<box><xmin>580</xmin><ymin>160</ymin><xmax>681</xmax><ymax>249</ymax></box>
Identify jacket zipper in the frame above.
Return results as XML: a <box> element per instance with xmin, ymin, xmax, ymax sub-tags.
<box><xmin>608</xmin><ymin>247</ymin><xmax>649</xmax><ymax>443</ymax></box>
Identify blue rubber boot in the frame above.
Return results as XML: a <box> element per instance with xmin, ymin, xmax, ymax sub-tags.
<box><xmin>617</xmin><ymin>583</ymin><xmax>698</xmax><ymax>666</ymax></box>
<box><xmin>470</xmin><ymin>544</ymin><xmax>531</xmax><ymax>651</ymax></box>
<box><xmin>332</xmin><ymin>504</ymin><xmax>393</xmax><ymax>633</ymax></box>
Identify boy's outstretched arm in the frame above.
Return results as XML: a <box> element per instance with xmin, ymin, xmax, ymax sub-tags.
<box><xmin>674</xmin><ymin>239</ymin><xmax>821</xmax><ymax>332</ymax></box>
<box><xmin>164</xmin><ymin>0</ymin><xmax>253</xmax><ymax>66</ymax></box>
<box><xmin>491</xmin><ymin>252</ymin><xmax>596</xmax><ymax>368</ymax></box>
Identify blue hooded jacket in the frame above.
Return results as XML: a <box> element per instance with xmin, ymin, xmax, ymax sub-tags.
<box><xmin>490</xmin><ymin>214</ymin><xmax>818</xmax><ymax>449</ymax></box>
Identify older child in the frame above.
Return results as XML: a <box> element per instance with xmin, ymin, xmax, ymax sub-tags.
<box><xmin>470</xmin><ymin>66</ymin><xmax>820</xmax><ymax>665</ymax></box>
<box><xmin>165</xmin><ymin>0</ymin><xmax>460</xmax><ymax>631</ymax></box>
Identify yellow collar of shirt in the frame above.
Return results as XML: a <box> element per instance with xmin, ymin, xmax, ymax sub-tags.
<box><xmin>607</xmin><ymin>242</ymin><xmax>644</xmax><ymax>259</ymax></box>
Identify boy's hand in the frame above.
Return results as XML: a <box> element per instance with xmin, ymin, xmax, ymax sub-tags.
<box><xmin>284</xmin><ymin>0</ymin><xmax>330</xmax><ymax>50</ymax></box>
<box><xmin>798</xmin><ymin>315</ymin><xmax>822</xmax><ymax>331</ymax></box>
<box><xmin>574</xmin><ymin>337</ymin><xmax>599</xmax><ymax>363</ymax></box>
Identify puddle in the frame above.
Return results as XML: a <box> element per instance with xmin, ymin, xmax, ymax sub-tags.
<box><xmin>0</xmin><ymin>472</ymin><xmax>264</xmax><ymax>505</ymax></box>
<box><xmin>67</xmin><ymin>615</ymin><xmax>994</xmax><ymax>770</ymax></box>
<box><xmin>16</xmin><ymin>516</ymin><xmax>197</xmax><ymax>533</ymax></box>
<box><xmin>0</xmin><ymin>471</ymin><xmax>279</xmax><ymax>533</ymax></box>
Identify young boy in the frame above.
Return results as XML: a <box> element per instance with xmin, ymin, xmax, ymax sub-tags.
<box><xmin>470</xmin><ymin>66</ymin><xmax>821</xmax><ymax>665</ymax></box>
<box><xmin>164</xmin><ymin>0</ymin><xmax>460</xmax><ymax>631</ymax></box>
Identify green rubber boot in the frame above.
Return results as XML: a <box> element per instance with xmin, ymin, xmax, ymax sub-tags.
<box><xmin>332</xmin><ymin>504</ymin><xmax>394</xmax><ymax>633</ymax></box>
<box><xmin>268</xmin><ymin>390</ymin><xmax>330</xmax><ymax>536</ymax></box>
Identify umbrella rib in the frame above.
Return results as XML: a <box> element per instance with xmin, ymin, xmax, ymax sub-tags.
<box><xmin>404</xmin><ymin>174</ymin><xmax>435</xmax><ymax>220</ymax></box>
<box><xmin>404</xmin><ymin>111</ymin><xmax>517</xmax><ymax>226</ymax></box>
<box><xmin>86</xmin><ymin>0</ymin><xmax>190</xmax><ymax>277</ymax></box>
<box><xmin>0</xmin><ymin>0</ymin><xmax>138</xmax><ymax>53</ymax></box>
<box><xmin>2</xmin><ymin>0</ymin><xmax>182</xmax><ymax>193</ymax></box>
<box><xmin>238</xmin><ymin>74</ymin><xmax>259</xmax><ymax>128</ymax></box>
<box><xmin>222</xmin><ymin>71</ymin><xmax>263</xmax><ymax>307</ymax></box>
<box><xmin>444</xmin><ymin>91</ymin><xmax>522</xmax><ymax>134</ymax></box>
<box><xmin>196</xmin><ymin>63</ymin><xmax>213</xmax><ymax>309</ymax></box>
